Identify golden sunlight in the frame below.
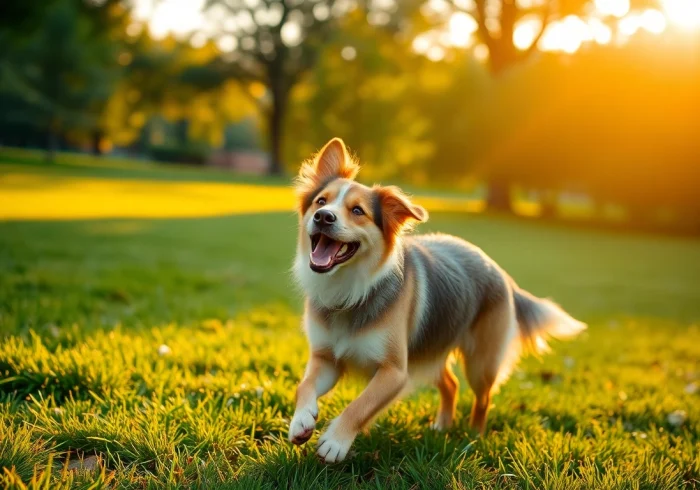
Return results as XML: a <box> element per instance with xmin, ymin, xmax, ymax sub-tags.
<box><xmin>663</xmin><ymin>0</ymin><xmax>700</xmax><ymax>29</ymax></box>
<box><xmin>135</xmin><ymin>0</ymin><xmax>207</xmax><ymax>40</ymax></box>
<box><xmin>513</xmin><ymin>17</ymin><xmax>542</xmax><ymax>51</ymax></box>
<box><xmin>595</xmin><ymin>0</ymin><xmax>630</xmax><ymax>18</ymax></box>
<box><xmin>0</xmin><ymin>170</ymin><xmax>481</xmax><ymax>221</ymax></box>
<box><xmin>448</xmin><ymin>12</ymin><xmax>478</xmax><ymax>48</ymax></box>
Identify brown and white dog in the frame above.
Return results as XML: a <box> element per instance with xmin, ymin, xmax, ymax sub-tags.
<box><xmin>289</xmin><ymin>138</ymin><xmax>585</xmax><ymax>463</ymax></box>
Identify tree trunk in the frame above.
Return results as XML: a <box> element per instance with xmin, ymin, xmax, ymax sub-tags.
<box><xmin>267</xmin><ymin>80</ymin><xmax>287</xmax><ymax>176</ymax></box>
<box><xmin>45</xmin><ymin>127</ymin><xmax>58</xmax><ymax>163</ymax></box>
<box><xmin>486</xmin><ymin>178</ymin><xmax>512</xmax><ymax>213</ymax></box>
<box><xmin>91</xmin><ymin>129</ymin><xmax>103</xmax><ymax>156</ymax></box>
<box><xmin>539</xmin><ymin>189</ymin><xmax>558</xmax><ymax>219</ymax></box>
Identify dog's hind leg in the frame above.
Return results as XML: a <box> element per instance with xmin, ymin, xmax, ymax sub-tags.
<box><xmin>460</xmin><ymin>298</ymin><xmax>520</xmax><ymax>434</ymax></box>
<box><xmin>431</xmin><ymin>360</ymin><xmax>459</xmax><ymax>430</ymax></box>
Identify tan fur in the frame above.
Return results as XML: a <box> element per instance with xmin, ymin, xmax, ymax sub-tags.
<box><xmin>375</xmin><ymin>185</ymin><xmax>428</xmax><ymax>259</ymax></box>
<box><xmin>433</xmin><ymin>364</ymin><xmax>459</xmax><ymax>430</ymax></box>
<box><xmin>462</xmin><ymin>298</ymin><xmax>518</xmax><ymax>433</ymax></box>
<box><xmin>296</xmin><ymin>138</ymin><xmax>359</xmax><ymax>215</ymax></box>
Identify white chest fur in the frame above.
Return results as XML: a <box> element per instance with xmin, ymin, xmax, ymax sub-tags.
<box><xmin>305</xmin><ymin>315</ymin><xmax>388</xmax><ymax>367</ymax></box>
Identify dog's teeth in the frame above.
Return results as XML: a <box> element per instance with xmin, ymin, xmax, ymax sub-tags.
<box><xmin>339</xmin><ymin>244</ymin><xmax>348</xmax><ymax>255</ymax></box>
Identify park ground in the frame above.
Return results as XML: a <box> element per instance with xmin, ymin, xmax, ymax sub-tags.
<box><xmin>0</xmin><ymin>149</ymin><xmax>699</xmax><ymax>489</ymax></box>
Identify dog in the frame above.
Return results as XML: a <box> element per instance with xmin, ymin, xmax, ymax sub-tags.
<box><xmin>289</xmin><ymin>138</ymin><xmax>586</xmax><ymax>463</ymax></box>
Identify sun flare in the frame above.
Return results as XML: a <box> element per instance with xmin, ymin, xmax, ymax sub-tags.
<box><xmin>415</xmin><ymin>0</ymin><xmax>700</xmax><ymax>61</ymax></box>
<box><xmin>663</xmin><ymin>0</ymin><xmax>700</xmax><ymax>29</ymax></box>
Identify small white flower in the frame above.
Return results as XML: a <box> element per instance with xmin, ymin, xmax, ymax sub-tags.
<box><xmin>255</xmin><ymin>386</ymin><xmax>264</xmax><ymax>398</ymax></box>
<box><xmin>684</xmin><ymin>382</ymin><xmax>698</xmax><ymax>395</ymax></box>
<box><xmin>667</xmin><ymin>410</ymin><xmax>687</xmax><ymax>427</ymax></box>
<box><xmin>48</xmin><ymin>324</ymin><xmax>60</xmax><ymax>338</ymax></box>
<box><xmin>158</xmin><ymin>344</ymin><xmax>172</xmax><ymax>356</ymax></box>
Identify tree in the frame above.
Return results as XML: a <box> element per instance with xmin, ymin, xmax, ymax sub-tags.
<box><xmin>0</xmin><ymin>0</ymin><xmax>128</xmax><ymax>159</ymax></box>
<box><xmin>202</xmin><ymin>0</ymin><xmax>407</xmax><ymax>175</ymax></box>
<box><xmin>283</xmin><ymin>8</ymin><xmax>436</xmax><ymax>182</ymax></box>
<box><xmin>451</xmin><ymin>30</ymin><xmax>700</xmax><ymax>229</ymax></box>
<box><xmin>435</xmin><ymin>0</ymin><xmax>666</xmax><ymax>211</ymax></box>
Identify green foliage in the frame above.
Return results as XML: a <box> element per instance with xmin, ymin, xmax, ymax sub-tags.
<box><xmin>1</xmin><ymin>158</ymin><xmax>699</xmax><ymax>487</ymax></box>
<box><xmin>0</xmin><ymin>0</ymin><xmax>126</xmax><ymax>158</ymax></box>
<box><xmin>284</xmin><ymin>10</ymin><xmax>436</xmax><ymax>183</ymax></box>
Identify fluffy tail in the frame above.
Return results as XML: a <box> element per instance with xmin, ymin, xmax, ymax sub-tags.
<box><xmin>514</xmin><ymin>288</ymin><xmax>586</xmax><ymax>354</ymax></box>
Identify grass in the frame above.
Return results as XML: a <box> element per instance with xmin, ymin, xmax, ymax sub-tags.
<box><xmin>1</xmin><ymin>152</ymin><xmax>699</xmax><ymax>488</ymax></box>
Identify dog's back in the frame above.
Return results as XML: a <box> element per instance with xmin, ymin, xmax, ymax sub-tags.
<box><xmin>405</xmin><ymin>233</ymin><xmax>509</xmax><ymax>360</ymax></box>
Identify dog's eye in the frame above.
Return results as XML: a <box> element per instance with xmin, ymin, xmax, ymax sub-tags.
<box><xmin>352</xmin><ymin>206</ymin><xmax>365</xmax><ymax>216</ymax></box>
<box><xmin>316</xmin><ymin>197</ymin><xmax>326</xmax><ymax>206</ymax></box>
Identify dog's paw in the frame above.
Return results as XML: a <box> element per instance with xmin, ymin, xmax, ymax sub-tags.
<box><xmin>289</xmin><ymin>406</ymin><xmax>317</xmax><ymax>445</ymax></box>
<box><xmin>430</xmin><ymin>413</ymin><xmax>454</xmax><ymax>431</ymax></box>
<box><xmin>316</xmin><ymin>419</ymin><xmax>355</xmax><ymax>463</ymax></box>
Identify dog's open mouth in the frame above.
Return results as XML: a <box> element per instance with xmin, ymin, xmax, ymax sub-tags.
<box><xmin>309</xmin><ymin>233</ymin><xmax>359</xmax><ymax>273</ymax></box>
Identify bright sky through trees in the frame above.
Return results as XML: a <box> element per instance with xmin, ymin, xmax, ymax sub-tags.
<box><xmin>134</xmin><ymin>0</ymin><xmax>700</xmax><ymax>61</ymax></box>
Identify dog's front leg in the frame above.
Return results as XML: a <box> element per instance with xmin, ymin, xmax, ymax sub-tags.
<box><xmin>289</xmin><ymin>351</ymin><xmax>342</xmax><ymax>445</ymax></box>
<box><xmin>317</xmin><ymin>362</ymin><xmax>407</xmax><ymax>463</ymax></box>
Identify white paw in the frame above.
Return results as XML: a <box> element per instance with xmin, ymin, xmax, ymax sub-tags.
<box><xmin>289</xmin><ymin>405</ymin><xmax>317</xmax><ymax>445</ymax></box>
<box><xmin>316</xmin><ymin>419</ymin><xmax>355</xmax><ymax>463</ymax></box>
<box><xmin>430</xmin><ymin>413</ymin><xmax>453</xmax><ymax>431</ymax></box>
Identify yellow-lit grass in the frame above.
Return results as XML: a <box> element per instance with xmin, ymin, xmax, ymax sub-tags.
<box><xmin>0</xmin><ymin>172</ymin><xmax>485</xmax><ymax>221</ymax></box>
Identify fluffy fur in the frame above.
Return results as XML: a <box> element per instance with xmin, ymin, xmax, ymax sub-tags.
<box><xmin>289</xmin><ymin>138</ymin><xmax>586</xmax><ymax>463</ymax></box>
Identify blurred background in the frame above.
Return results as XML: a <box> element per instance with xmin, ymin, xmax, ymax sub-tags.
<box><xmin>1</xmin><ymin>0</ymin><xmax>699</xmax><ymax>231</ymax></box>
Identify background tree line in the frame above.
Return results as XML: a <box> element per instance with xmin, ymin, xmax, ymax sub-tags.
<box><xmin>1</xmin><ymin>0</ymin><xmax>698</xmax><ymax>230</ymax></box>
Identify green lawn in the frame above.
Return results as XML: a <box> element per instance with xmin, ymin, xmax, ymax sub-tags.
<box><xmin>1</xmin><ymin>155</ymin><xmax>699</xmax><ymax>488</ymax></box>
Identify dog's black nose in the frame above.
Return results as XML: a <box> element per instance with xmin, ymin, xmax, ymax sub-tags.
<box><xmin>313</xmin><ymin>209</ymin><xmax>336</xmax><ymax>225</ymax></box>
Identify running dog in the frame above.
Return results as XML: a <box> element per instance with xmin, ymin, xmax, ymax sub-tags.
<box><xmin>289</xmin><ymin>138</ymin><xmax>585</xmax><ymax>463</ymax></box>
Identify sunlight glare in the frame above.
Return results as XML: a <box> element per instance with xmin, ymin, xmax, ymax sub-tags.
<box><xmin>281</xmin><ymin>21</ymin><xmax>302</xmax><ymax>47</ymax></box>
<box><xmin>412</xmin><ymin>33</ymin><xmax>432</xmax><ymax>54</ymax></box>
<box><xmin>216</xmin><ymin>35</ymin><xmax>238</xmax><ymax>53</ymax></box>
<box><xmin>341</xmin><ymin>46</ymin><xmax>357</xmax><ymax>61</ymax></box>
<box><xmin>448</xmin><ymin>12</ymin><xmax>478</xmax><ymax>47</ymax></box>
<box><xmin>513</xmin><ymin>17</ymin><xmax>542</xmax><ymax>50</ymax></box>
<box><xmin>640</xmin><ymin>9</ymin><xmax>667</xmax><ymax>34</ymax></box>
<box><xmin>540</xmin><ymin>17</ymin><xmax>586</xmax><ymax>54</ymax></box>
<box><xmin>137</xmin><ymin>0</ymin><xmax>207</xmax><ymax>40</ymax></box>
<box><xmin>588</xmin><ymin>18</ymin><xmax>613</xmax><ymax>44</ymax></box>
<box><xmin>473</xmin><ymin>43</ymin><xmax>489</xmax><ymax>62</ymax></box>
<box><xmin>427</xmin><ymin>45</ymin><xmax>446</xmax><ymax>62</ymax></box>
<box><xmin>663</xmin><ymin>0</ymin><xmax>700</xmax><ymax>29</ymax></box>
<box><xmin>595</xmin><ymin>0</ymin><xmax>630</xmax><ymax>18</ymax></box>
<box><xmin>618</xmin><ymin>15</ymin><xmax>641</xmax><ymax>37</ymax></box>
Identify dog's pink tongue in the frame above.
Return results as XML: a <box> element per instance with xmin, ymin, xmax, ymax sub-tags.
<box><xmin>311</xmin><ymin>235</ymin><xmax>342</xmax><ymax>267</ymax></box>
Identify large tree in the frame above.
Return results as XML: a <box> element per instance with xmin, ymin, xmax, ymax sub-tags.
<box><xmin>283</xmin><ymin>8</ymin><xmax>436</xmax><ymax>182</ymax></box>
<box><xmin>439</xmin><ymin>0</ymin><xmax>665</xmax><ymax>211</ymax></box>
<box><xmin>202</xmin><ymin>0</ymin><xmax>407</xmax><ymax>175</ymax></box>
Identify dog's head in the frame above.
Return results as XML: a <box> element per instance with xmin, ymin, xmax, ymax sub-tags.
<box><xmin>294</xmin><ymin>138</ymin><xmax>427</xmax><ymax>278</ymax></box>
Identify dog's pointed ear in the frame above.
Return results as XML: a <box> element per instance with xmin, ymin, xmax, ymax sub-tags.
<box><xmin>295</xmin><ymin>138</ymin><xmax>359</xmax><ymax>214</ymax></box>
<box><xmin>375</xmin><ymin>185</ymin><xmax>428</xmax><ymax>240</ymax></box>
<box><xmin>313</xmin><ymin>138</ymin><xmax>358</xmax><ymax>181</ymax></box>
